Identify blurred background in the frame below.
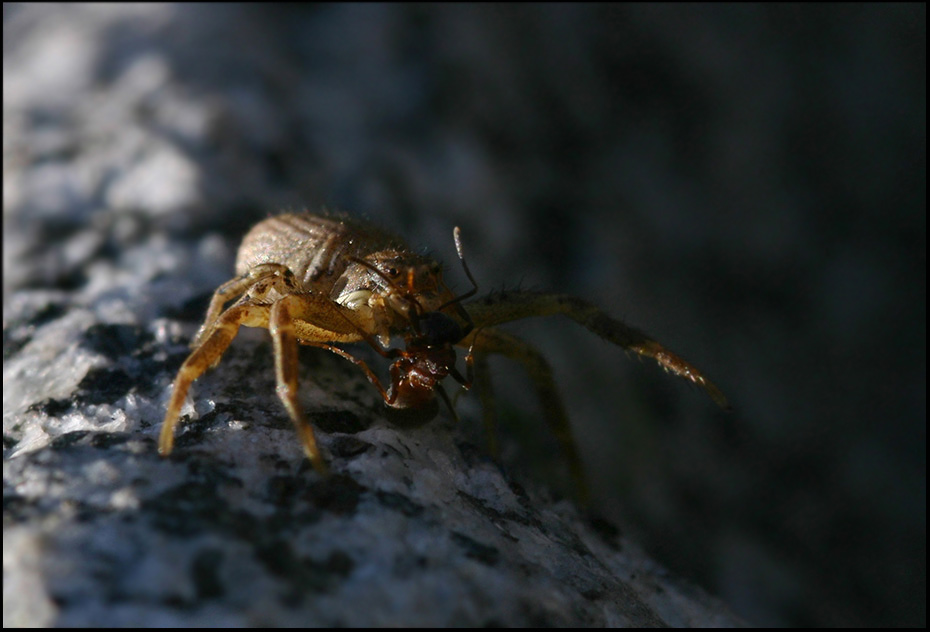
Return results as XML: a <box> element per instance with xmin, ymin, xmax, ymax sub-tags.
<box><xmin>4</xmin><ymin>4</ymin><xmax>924</xmax><ymax>626</ymax></box>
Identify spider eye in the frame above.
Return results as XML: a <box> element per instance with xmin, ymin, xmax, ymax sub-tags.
<box><xmin>387</xmin><ymin>267</ymin><xmax>399</xmax><ymax>278</ymax></box>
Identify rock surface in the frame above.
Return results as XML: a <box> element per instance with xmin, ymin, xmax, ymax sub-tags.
<box><xmin>3</xmin><ymin>5</ymin><xmax>746</xmax><ymax>626</ymax></box>
<box><xmin>2</xmin><ymin>240</ymin><xmax>742</xmax><ymax>627</ymax></box>
<box><xmin>5</xmin><ymin>4</ymin><xmax>924</xmax><ymax>627</ymax></box>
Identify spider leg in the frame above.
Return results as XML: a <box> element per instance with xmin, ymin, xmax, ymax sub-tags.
<box><xmin>192</xmin><ymin>264</ymin><xmax>288</xmax><ymax>348</ymax></box>
<box><xmin>268</xmin><ymin>295</ymin><xmax>330</xmax><ymax>474</ymax></box>
<box><xmin>454</xmin><ymin>333</ymin><xmax>477</xmax><ymax>388</ymax></box>
<box><xmin>162</xmin><ymin>266</ymin><xmax>368</xmax><ymax>470</ymax></box>
<box><xmin>460</xmin><ymin>326</ymin><xmax>589</xmax><ymax>504</ymax></box>
<box><xmin>434</xmin><ymin>383</ymin><xmax>460</xmax><ymax>424</ymax></box>
<box><xmin>159</xmin><ymin>301</ymin><xmax>267</xmax><ymax>456</ymax></box>
<box><xmin>471</xmin><ymin>352</ymin><xmax>498</xmax><ymax>457</ymax></box>
<box><xmin>464</xmin><ymin>291</ymin><xmax>729</xmax><ymax>409</ymax></box>
<box><xmin>265</xmin><ymin>290</ymin><xmax>386</xmax><ymax>472</ymax></box>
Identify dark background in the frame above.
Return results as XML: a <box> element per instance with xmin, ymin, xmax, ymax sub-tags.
<box><xmin>4</xmin><ymin>4</ymin><xmax>925</xmax><ymax>626</ymax></box>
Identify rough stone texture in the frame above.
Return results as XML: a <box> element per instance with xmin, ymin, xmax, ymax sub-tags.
<box><xmin>2</xmin><ymin>292</ymin><xmax>739</xmax><ymax>626</ymax></box>
<box><xmin>4</xmin><ymin>4</ymin><xmax>924</xmax><ymax>627</ymax></box>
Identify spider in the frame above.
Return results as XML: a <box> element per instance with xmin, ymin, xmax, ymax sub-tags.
<box><xmin>159</xmin><ymin>212</ymin><xmax>728</xmax><ymax>497</ymax></box>
<box><xmin>158</xmin><ymin>213</ymin><xmax>468</xmax><ymax>472</ymax></box>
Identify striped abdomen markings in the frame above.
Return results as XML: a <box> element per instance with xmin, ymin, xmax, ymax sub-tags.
<box><xmin>235</xmin><ymin>214</ymin><xmax>405</xmax><ymax>292</ymax></box>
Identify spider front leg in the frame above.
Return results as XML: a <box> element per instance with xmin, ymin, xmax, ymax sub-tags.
<box><xmin>192</xmin><ymin>264</ymin><xmax>287</xmax><ymax>348</ymax></box>
<box><xmin>460</xmin><ymin>327</ymin><xmax>589</xmax><ymax>504</ymax></box>
<box><xmin>265</xmin><ymin>292</ymin><xmax>377</xmax><ymax>473</ymax></box>
<box><xmin>464</xmin><ymin>291</ymin><xmax>729</xmax><ymax>409</ymax></box>
<box><xmin>471</xmin><ymin>352</ymin><xmax>498</xmax><ymax>455</ymax></box>
<box><xmin>268</xmin><ymin>295</ymin><xmax>328</xmax><ymax>474</ymax></box>
<box><xmin>159</xmin><ymin>301</ymin><xmax>268</xmax><ymax>457</ymax></box>
<box><xmin>160</xmin><ymin>267</ymin><xmax>366</xmax><ymax>473</ymax></box>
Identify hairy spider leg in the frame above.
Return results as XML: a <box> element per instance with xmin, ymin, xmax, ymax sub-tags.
<box><xmin>160</xmin><ymin>265</ymin><xmax>374</xmax><ymax>473</ymax></box>
<box><xmin>192</xmin><ymin>264</ymin><xmax>284</xmax><ymax>348</ymax></box>
<box><xmin>458</xmin><ymin>291</ymin><xmax>730</xmax><ymax>503</ymax></box>
<box><xmin>160</xmin><ymin>301</ymin><xmax>268</xmax><ymax>458</ymax></box>
<box><xmin>461</xmin><ymin>326</ymin><xmax>589</xmax><ymax>504</ymax></box>
<box><xmin>463</xmin><ymin>291</ymin><xmax>729</xmax><ymax>409</ymax></box>
<box><xmin>269</xmin><ymin>294</ymin><xmax>334</xmax><ymax>474</ymax></box>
